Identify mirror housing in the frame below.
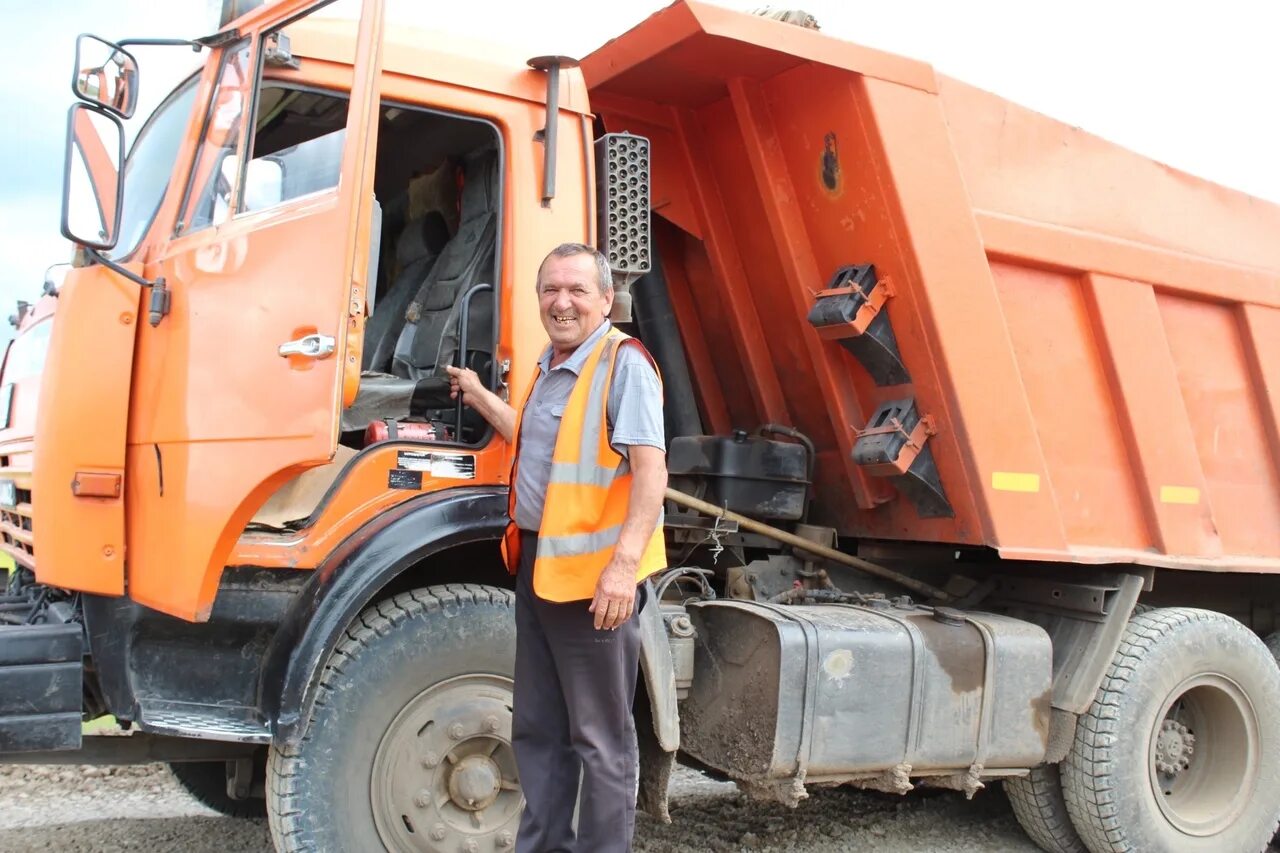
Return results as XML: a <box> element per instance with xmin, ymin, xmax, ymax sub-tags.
<box><xmin>73</xmin><ymin>34</ymin><xmax>139</xmax><ymax>120</ymax></box>
<box><xmin>61</xmin><ymin>103</ymin><xmax>125</xmax><ymax>251</ymax></box>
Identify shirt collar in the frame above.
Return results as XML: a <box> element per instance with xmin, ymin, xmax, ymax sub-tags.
<box><xmin>537</xmin><ymin>320</ymin><xmax>613</xmax><ymax>377</ymax></box>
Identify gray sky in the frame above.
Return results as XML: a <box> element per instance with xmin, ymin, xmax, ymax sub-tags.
<box><xmin>4</xmin><ymin>0</ymin><xmax>1278</xmax><ymax>314</ymax></box>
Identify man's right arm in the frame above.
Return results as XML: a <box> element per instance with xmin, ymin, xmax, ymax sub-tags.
<box><xmin>444</xmin><ymin>366</ymin><xmax>516</xmax><ymax>443</ymax></box>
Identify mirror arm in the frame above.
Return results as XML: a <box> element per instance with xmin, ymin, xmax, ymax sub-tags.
<box><xmin>117</xmin><ymin>37</ymin><xmax>205</xmax><ymax>52</ymax></box>
<box><xmin>194</xmin><ymin>29</ymin><xmax>242</xmax><ymax>50</ymax></box>
<box><xmin>84</xmin><ymin>247</ymin><xmax>171</xmax><ymax>327</ymax></box>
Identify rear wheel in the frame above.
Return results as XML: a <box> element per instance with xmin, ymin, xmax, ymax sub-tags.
<box><xmin>1062</xmin><ymin>608</ymin><xmax>1280</xmax><ymax>852</ymax></box>
<box><xmin>169</xmin><ymin>757</ymin><xmax>266</xmax><ymax>819</ymax></box>
<box><xmin>267</xmin><ymin>584</ymin><xmax>519</xmax><ymax>852</ymax></box>
<box><xmin>1005</xmin><ymin>764</ymin><xmax>1087</xmax><ymax>853</ymax></box>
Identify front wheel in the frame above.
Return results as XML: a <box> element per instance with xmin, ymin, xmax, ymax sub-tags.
<box><xmin>267</xmin><ymin>584</ymin><xmax>519</xmax><ymax>852</ymax></box>
<box><xmin>1061</xmin><ymin>608</ymin><xmax>1280</xmax><ymax>852</ymax></box>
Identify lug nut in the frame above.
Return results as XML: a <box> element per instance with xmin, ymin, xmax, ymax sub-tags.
<box><xmin>484</xmin><ymin>716</ymin><xmax>499</xmax><ymax>733</ymax></box>
<box><xmin>415</xmin><ymin>789</ymin><xmax>431</xmax><ymax>809</ymax></box>
<box><xmin>497</xmin><ymin>831</ymin><xmax>514</xmax><ymax>848</ymax></box>
<box><xmin>430</xmin><ymin>824</ymin><xmax>447</xmax><ymax>841</ymax></box>
<box><xmin>449</xmin><ymin>723</ymin><xmax>465</xmax><ymax>740</ymax></box>
<box><xmin>465</xmin><ymin>841</ymin><xmax>479</xmax><ymax>853</ymax></box>
<box><xmin>423</xmin><ymin>752</ymin><xmax>439</xmax><ymax>768</ymax></box>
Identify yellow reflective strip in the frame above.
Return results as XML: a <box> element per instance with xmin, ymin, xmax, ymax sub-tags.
<box><xmin>1159</xmin><ymin>485</ymin><xmax>1201</xmax><ymax>505</ymax></box>
<box><xmin>991</xmin><ymin>472</ymin><xmax>1040</xmax><ymax>493</ymax></box>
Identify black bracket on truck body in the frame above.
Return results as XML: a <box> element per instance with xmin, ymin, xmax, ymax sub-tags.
<box><xmin>987</xmin><ymin>569</ymin><xmax>1147</xmax><ymax>761</ymax></box>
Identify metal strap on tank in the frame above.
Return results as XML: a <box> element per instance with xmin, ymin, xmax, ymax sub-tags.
<box><xmin>752</xmin><ymin>602</ymin><xmax>824</xmax><ymax>782</ymax></box>
<box><xmin>960</xmin><ymin>613</ymin><xmax>999</xmax><ymax>770</ymax></box>
<box><xmin>829</xmin><ymin>603</ymin><xmax>929</xmax><ymax>768</ymax></box>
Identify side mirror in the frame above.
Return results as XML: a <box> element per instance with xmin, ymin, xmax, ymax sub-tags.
<box><xmin>61</xmin><ymin>103</ymin><xmax>125</xmax><ymax>251</ymax></box>
<box><xmin>72</xmin><ymin>34</ymin><xmax>139</xmax><ymax>120</ymax></box>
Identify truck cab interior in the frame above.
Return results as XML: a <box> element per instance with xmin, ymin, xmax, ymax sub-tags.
<box><xmin>216</xmin><ymin>84</ymin><xmax>503</xmax><ymax>529</ymax></box>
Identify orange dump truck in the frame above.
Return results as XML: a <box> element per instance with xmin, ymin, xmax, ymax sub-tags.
<box><xmin>3</xmin><ymin>2</ymin><xmax>1280</xmax><ymax>851</ymax></box>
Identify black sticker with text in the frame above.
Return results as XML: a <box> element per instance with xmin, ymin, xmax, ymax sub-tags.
<box><xmin>388</xmin><ymin>468</ymin><xmax>423</xmax><ymax>490</ymax></box>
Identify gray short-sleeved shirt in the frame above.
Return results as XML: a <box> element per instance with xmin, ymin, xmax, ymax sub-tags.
<box><xmin>513</xmin><ymin>320</ymin><xmax>665</xmax><ymax>532</ymax></box>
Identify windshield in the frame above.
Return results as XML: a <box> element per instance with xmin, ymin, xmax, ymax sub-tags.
<box><xmin>109</xmin><ymin>75</ymin><xmax>200</xmax><ymax>260</ymax></box>
<box><xmin>1</xmin><ymin>320</ymin><xmax>53</xmax><ymax>384</ymax></box>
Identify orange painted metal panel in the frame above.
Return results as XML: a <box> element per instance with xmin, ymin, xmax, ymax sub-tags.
<box><xmin>584</xmin><ymin>0</ymin><xmax>1280</xmax><ymax>570</ymax></box>
<box><xmin>228</xmin><ymin>442</ymin><xmax>509</xmax><ymax>568</ymax></box>
<box><xmin>119</xmin><ymin>0</ymin><xmax>386</xmax><ymax>620</ymax></box>
<box><xmin>991</xmin><ymin>264</ymin><xmax>1150</xmax><ymax>550</ymax></box>
<box><xmin>1239</xmin><ymin>305</ymin><xmax>1280</xmax><ymax>491</ymax></box>
<box><xmin>722</xmin><ymin>76</ymin><xmax>880</xmax><ymax>519</ymax></box>
<box><xmin>1081</xmin><ymin>274</ymin><xmax>1220</xmax><ymax>558</ymax></box>
<box><xmin>213</xmin><ymin>69</ymin><xmax>593</xmax><ymax>576</ymax></box>
<box><xmin>31</xmin><ymin>264</ymin><xmax>141</xmax><ymax>595</ymax></box>
<box><xmin>938</xmin><ymin>76</ymin><xmax>1280</xmax><ymax>275</ymax></box>
<box><xmin>670</xmin><ymin>106</ymin><xmax>792</xmax><ymax>428</ymax></box>
<box><xmin>1158</xmin><ymin>294</ymin><xmax>1280</xmax><ymax>558</ymax></box>
<box><xmin>751</xmin><ymin>62</ymin><xmax>985</xmax><ymax>537</ymax></box>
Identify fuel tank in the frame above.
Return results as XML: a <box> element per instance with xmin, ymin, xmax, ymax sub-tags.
<box><xmin>679</xmin><ymin>598</ymin><xmax>1052</xmax><ymax>791</ymax></box>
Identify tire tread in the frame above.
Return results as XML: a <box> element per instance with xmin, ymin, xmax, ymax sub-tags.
<box><xmin>1061</xmin><ymin>607</ymin><xmax>1280</xmax><ymax>853</ymax></box>
<box><xmin>1006</xmin><ymin>764</ymin><xmax>1089</xmax><ymax>853</ymax></box>
<box><xmin>267</xmin><ymin>583</ymin><xmax>514</xmax><ymax>853</ymax></box>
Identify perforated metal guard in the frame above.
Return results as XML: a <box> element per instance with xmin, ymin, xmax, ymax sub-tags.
<box><xmin>595</xmin><ymin>133</ymin><xmax>652</xmax><ymax>279</ymax></box>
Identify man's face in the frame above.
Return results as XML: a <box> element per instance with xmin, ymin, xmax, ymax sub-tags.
<box><xmin>538</xmin><ymin>253</ymin><xmax>613</xmax><ymax>353</ymax></box>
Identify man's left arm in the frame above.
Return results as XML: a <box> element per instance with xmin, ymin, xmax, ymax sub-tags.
<box><xmin>590</xmin><ymin>344</ymin><xmax>667</xmax><ymax>630</ymax></box>
<box><xmin>591</xmin><ymin>445</ymin><xmax>667</xmax><ymax>630</ymax></box>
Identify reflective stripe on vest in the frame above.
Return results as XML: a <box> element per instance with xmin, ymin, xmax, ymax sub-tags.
<box><xmin>501</xmin><ymin>327</ymin><xmax>666</xmax><ymax>602</ymax></box>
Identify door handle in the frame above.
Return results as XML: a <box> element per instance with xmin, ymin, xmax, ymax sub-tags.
<box><xmin>278</xmin><ymin>334</ymin><xmax>336</xmax><ymax>359</ymax></box>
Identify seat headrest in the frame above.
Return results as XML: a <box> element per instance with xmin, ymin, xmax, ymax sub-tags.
<box><xmin>458</xmin><ymin>148</ymin><xmax>500</xmax><ymax>223</ymax></box>
<box><xmin>395</xmin><ymin>211</ymin><xmax>451</xmax><ymax>266</ymax></box>
<box><xmin>408</xmin><ymin>161</ymin><xmax>460</xmax><ymax>235</ymax></box>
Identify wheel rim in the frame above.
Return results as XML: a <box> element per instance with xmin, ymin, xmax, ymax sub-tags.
<box><xmin>1147</xmin><ymin>673</ymin><xmax>1259</xmax><ymax>836</ymax></box>
<box><xmin>371</xmin><ymin>674</ymin><xmax>521</xmax><ymax>852</ymax></box>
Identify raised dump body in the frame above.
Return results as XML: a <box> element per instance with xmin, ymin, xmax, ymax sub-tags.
<box><xmin>582</xmin><ymin>1</ymin><xmax>1280</xmax><ymax>573</ymax></box>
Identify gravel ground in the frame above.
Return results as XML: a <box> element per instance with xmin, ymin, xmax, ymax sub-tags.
<box><xmin>0</xmin><ymin>762</ymin><xmax>1041</xmax><ymax>852</ymax></box>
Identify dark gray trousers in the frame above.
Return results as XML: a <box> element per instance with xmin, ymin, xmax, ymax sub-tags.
<box><xmin>513</xmin><ymin>531</ymin><xmax>643</xmax><ymax>853</ymax></box>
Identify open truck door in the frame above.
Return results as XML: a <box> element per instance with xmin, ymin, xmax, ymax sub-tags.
<box><xmin>35</xmin><ymin>0</ymin><xmax>385</xmax><ymax>619</ymax></box>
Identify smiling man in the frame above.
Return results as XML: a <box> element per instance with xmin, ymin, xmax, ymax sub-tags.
<box><xmin>446</xmin><ymin>242</ymin><xmax>667</xmax><ymax>852</ymax></box>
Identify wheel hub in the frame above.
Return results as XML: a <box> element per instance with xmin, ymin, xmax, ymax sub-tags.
<box><xmin>449</xmin><ymin>754</ymin><xmax>502</xmax><ymax>811</ymax></box>
<box><xmin>371</xmin><ymin>675</ymin><xmax>522</xmax><ymax>852</ymax></box>
<box><xmin>1148</xmin><ymin>674</ymin><xmax>1259</xmax><ymax>837</ymax></box>
<box><xmin>1154</xmin><ymin>718</ymin><xmax>1196</xmax><ymax>776</ymax></box>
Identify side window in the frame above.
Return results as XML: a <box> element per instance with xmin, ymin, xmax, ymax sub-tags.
<box><xmin>179</xmin><ymin>40</ymin><xmax>252</xmax><ymax>235</ymax></box>
<box><xmin>180</xmin><ymin>29</ymin><xmax>349</xmax><ymax>234</ymax></box>
<box><xmin>108</xmin><ymin>76</ymin><xmax>200</xmax><ymax>260</ymax></box>
<box><xmin>244</xmin><ymin>84</ymin><xmax>348</xmax><ymax>212</ymax></box>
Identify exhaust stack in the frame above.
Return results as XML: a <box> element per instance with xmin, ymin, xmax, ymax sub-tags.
<box><xmin>220</xmin><ymin>0</ymin><xmax>265</xmax><ymax>27</ymax></box>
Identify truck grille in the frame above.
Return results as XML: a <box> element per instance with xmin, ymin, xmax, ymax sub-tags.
<box><xmin>1</xmin><ymin>486</ymin><xmax>34</xmax><ymax>571</ymax></box>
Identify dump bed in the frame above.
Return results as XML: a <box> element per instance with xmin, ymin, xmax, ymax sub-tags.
<box><xmin>582</xmin><ymin>1</ymin><xmax>1280</xmax><ymax>572</ymax></box>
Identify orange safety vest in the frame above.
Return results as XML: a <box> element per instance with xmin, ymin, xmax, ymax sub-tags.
<box><xmin>502</xmin><ymin>327</ymin><xmax>667</xmax><ymax>601</ymax></box>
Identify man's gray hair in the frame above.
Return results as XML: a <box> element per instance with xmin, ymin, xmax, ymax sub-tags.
<box><xmin>537</xmin><ymin>243</ymin><xmax>614</xmax><ymax>294</ymax></box>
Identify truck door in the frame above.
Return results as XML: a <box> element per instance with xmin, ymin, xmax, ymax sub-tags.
<box><xmin>125</xmin><ymin>0</ymin><xmax>385</xmax><ymax>619</ymax></box>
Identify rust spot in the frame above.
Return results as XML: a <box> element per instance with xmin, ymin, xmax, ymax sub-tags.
<box><xmin>820</xmin><ymin>132</ymin><xmax>842</xmax><ymax>195</ymax></box>
<box><xmin>914</xmin><ymin>615</ymin><xmax>984</xmax><ymax>694</ymax></box>
<box><xmin>1031</xmin><ymin>689</ymin><xmax>1052</xmax><ymax>748</ymax></box>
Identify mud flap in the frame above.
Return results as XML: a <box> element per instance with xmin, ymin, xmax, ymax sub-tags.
<box><xmin>637</xmin><ymin>580</ymin><xmax>678</xmax><ymax>821</ymax></box>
